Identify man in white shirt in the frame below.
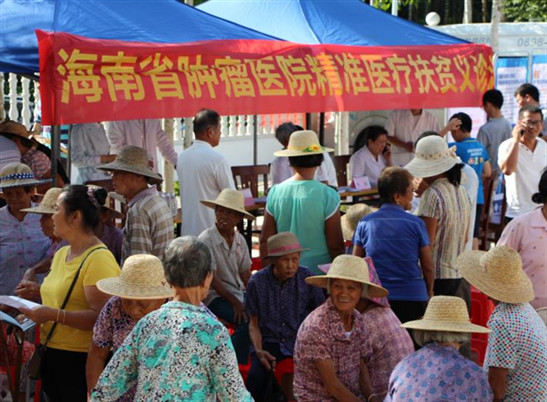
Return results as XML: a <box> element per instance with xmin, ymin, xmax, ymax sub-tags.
<box><xmin>106</xmin><ymin>119</ymin><xmax>178</xmax><ymax>170</ymax></box>
<box><xmin>498</xmin><ymin>105</ymin><xmax>547</xmax><ymax>219</ymax></box>
<box><xmin>177</xmin><ymin>109</ymin><xmax>235</xmax><ymax>236</ymax></box>
<box><xmin>386</xmin><ymin>109</ymin><xmax>440</xmax><ymax>167</ymax></box>
<box><xmin>514</xmin><ymin>83</ymin><xmax>547</xmax><ymax>138</ymax></box>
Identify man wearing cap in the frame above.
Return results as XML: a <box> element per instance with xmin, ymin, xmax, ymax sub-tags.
<box><xmin>245</xmin><ymin>232</ymin><xmax>325</xmax><ymax>401</ymax></box>
<box><xmin>198</xmin><ymin>189</ymin><xmax>253</xmax><ymax>365</ymax></box>
<box><xmin>177</xmin><ymin>109</ymin><xmax>235</xmax><ymax>237</ymax></box>
<box><xmin>459</xmin><ymin>246</ymin><xmax>547</xmax><ymax>401</ymax></box>
<box><xmin>99</xmin><ymin>146</ymin><xmax>173</xmax><ymax>261</ymax></box>
<box><xmin>0</xmin><ymin>163</ymin><xmax>51</xmax><ymax>295</ymax></box>
<box><xmin>498</xmin><ymin>105</ymin><xmax>547</xmax><ymax>220</ymax></box>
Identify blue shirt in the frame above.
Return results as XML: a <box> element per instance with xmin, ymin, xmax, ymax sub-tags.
<box><xmin>353</xmin><ymin>204</ymin><xmax>430</xmax><ymax>301</ymax></box>
<box><xmin>266</xmin><ymin>180</ymin><xmax>340</xmax><ymax>274</ymax></box>
<box><xmin>449</xmin><ymin>137</ymin><xmax>489</xmax><ymax>204</ymax></box>
<box><xmin>245</xmin><ymin>266</ymin><xmax>325</xmax><ymax>356</ymax></box>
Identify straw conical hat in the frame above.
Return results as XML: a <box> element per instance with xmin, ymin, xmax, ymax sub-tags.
<box><xmin>21</xmin><ymin>187</ymin><xmax>63</xmax><ymax>214</ymax></box>
<box><xmin>458</xmin><ymin>246</ymin><xmax>534</xmax><ymax>304</ymax></box>
<box><xmin>97</xmin><ymin>254</ymin><xmax>173</xmax><ymax>300</ymax></box>
<box><xmin>402</xmin><ymin>296</ymin><xmax>490</xmax><ymax>333</ymax></box>
<box><xmin>306</xmin><ymin>255</ymin><xmax>388</xmax><ymax>298</ymax></box>
<box><xmin>200</xmin><ymin>188</ymin><xmax>255</xmax><ymax>220</ymax></box>
<box><xmin>274</xmin><ymin>130</ymin><xmax>333</xmax><ymax>157</ymax></box>
<box><xmin>341</xmin><ymin>204</ymin><xmax>374</xmax><ymax>241</ymax></box>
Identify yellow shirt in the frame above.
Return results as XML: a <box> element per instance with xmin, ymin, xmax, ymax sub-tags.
<box><xmin>40</xmin><ymin>244</ymin><xmax>120</xmax><ymax>352</ymax></box>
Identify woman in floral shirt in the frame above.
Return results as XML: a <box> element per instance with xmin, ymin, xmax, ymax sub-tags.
<box><xmin>90</xmin><ymin>237</ymin><xmax>251</xmax><ymax>402</ymax></box>
<box><xmin>86</xmin><ymin>254</ymin><xmax>171</xmax><ymax>399</ymax></box>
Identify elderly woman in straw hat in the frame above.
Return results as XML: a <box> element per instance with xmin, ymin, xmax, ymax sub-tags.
<box><xmin>0</xmin><ymin>163</ymin><xmax>51</xmax><ymax>296</ymax></box>
<box><xmin>458</xmin><ymin>246</ymin><xmax>547</xmax><ymax>401</ymax></box>
<box><xmin>198</xmin><ymin>188</ymin><xmax>254</xmax><ymax>364</ymax></box>
<box><xmin>19</xmin><ymin>184</ymin><xmax>120</xmax><ymax>402</ymax></box>
<box><xmin>340</xmin><ymin>203</ymin><xmax>373</xmax><ymax>253</ymax></box>
<box><xmin>386</xmin><ymin>296</ymin><xmax>493</xmax><ymax>401</ymax></box>
<box><xmin>353</xmin><ymin>166</ymin><xmax>434</xmax><ymax>326</ymax></box>
<box><xmin>319</xmin><ymin>257</ymin><xmax>413</xmax><ymax>400</ymax></box>
<box><xmin>260</xmin><ymin>130</ymin><xmax>344</xmax><ymax>274</ymax></box>
<box><xmin>294</xmin><ymin>255</ymin><xmax>387</xmax><ymax>402</ymax></box>
<box><xmin>405</xmin><ymin>135</ymin><xmax>471</xmax><ymax>302</ymax></box>
<box><xmin>91</xmin><ymin>237</ymin><xmax>252</xmax><ymax>401</ymax></box>
<box><xmin>86</xmin><ymin>254</ymin><xmax>171</xmax><ymax>400</ymax></box>
<box><xmin>245</xmin><ymin>231</ymin><xmax>325</xmax><ymax>401</ymax></box>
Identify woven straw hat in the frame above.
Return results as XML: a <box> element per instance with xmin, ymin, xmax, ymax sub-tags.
<box><xmin>265</xmin><ymin>232</ymin><xmax>309</xmax><ymax>258</ymax></box>
<box><xmin>96</xmin><ymin>254</ymin><xmax>173</xmax><ymax>300</ymax></box>
<box><xmin>0</xmin><ymin>121</ymin><xmax>33</xmax><ymax>140</ymax></box>
<box><xmin>0</xmin><ymin>163</ymin><xmax>50</xmax><ymax>190</ymax></box>
<box><xmin>341</xmin><ymin>204</ymin><xmax>374</xmax><ymax>241</ymax></box>
<box><xmin>457</xmin><ymin>245</ymin><xmax>535</xmax><ymax>304</ymax></box>
<box><xmin>21</xmin><ymin>187</ymin><xmax>63</xmax><ymax>214</ymax></box>
<box><xmin>404</xmin><ymin>136</ymin><xmax>459</xmax><ymax>178</ymax></box>
<box><xmin>402</xmin><ymin>296</ymin><xmax>490</xmax><ymax>333</ymax></box>
<box><xmin>98</xmin><ymin>145</ymin><xmax>163</xmax><ymax>184</ymax></box>
<box><xmin>318</xmin><ymin>256</ymin><xmax>390</xmax><ymax>307</ymax></box>
<box><xmin>200</xmin><ymin>188</ymin><xmax>255</xmax><ymax>220</ymax></box>
<box><xmin>306</xmin><ymin>255</ymin><xmax>388</xmax><ymax>298</ymax></box>
<box><xmin>274</xmin><ymin>130</ymin><xmax>333</xmax><ymax>157</ymax></box>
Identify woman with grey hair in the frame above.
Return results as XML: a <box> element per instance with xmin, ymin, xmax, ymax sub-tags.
<box><xmin>90</xmin><ymin>237</ymin><xmax>252</xmax><ymax>401</ymax></box>
<box><xmin>386</xmin><ymin>296</ymin><xmax>493</xmax><ymax>401</ymax></box>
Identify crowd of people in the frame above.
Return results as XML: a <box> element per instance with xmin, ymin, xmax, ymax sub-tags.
<box><xmin>0</xmin><ymin>83</ymin><xmax>546</xmax><ymax>401</ymax></box>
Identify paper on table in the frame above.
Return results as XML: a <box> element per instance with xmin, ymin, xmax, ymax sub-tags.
<box><xmin>0</xmin><ymin>295</ymin><xmax>41</xmax><ymax>311</ymax></box>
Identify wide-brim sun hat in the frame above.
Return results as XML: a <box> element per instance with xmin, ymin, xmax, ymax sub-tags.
<box><xmin>457</xmin><ymin>245</ymin><xmax>534</xmax><ymax>304</ymax></box>
<box><xmin>318</xmin><ymin>256</ymin><xmax>390</xmax><ymax>307</ymax></box>
<box><xmin>404</xmin><ymin>136</ymin><xmax>459</xmax><ymax>179</ymax></box>
<box><xmin>21</xmin><ymin>187</ymin><xmax>63</xmax><ymax>214</ymax></box>
<box><xmin>0</xmin><ymin>121</ymin><xmax>34</xmax><ymax>141</ymax></box>
<box><xmin>0</xmin><ymin>163</ymin><xmax>51</xmax><ymax>190</ymax></box>
<box><xmin>402</xmin><ymin>295</ymin><xmax>490</xmax><ymax>333</ymax></box>
<box><xmin>98</xmin><ymin>145</ymin><xmax>163</xmax><ymax>184</ymax></box>
<box><xmin>306</xmin><ymin>254</ymin><xmax>388</xmax><ymax>298</ymax></box>
<box><xmin>200</xmin><ymin>188</ymin><xmax>255</xmax><ymax>220</ymax></box>
<box><xmin>341</xmin><ymin>204</ymin><xmax>374</xmax><ymax>241</ymax></box>
<box><xmin>274</xmin><ymin>130</ymin><xmax>334</xmax><ymax>157</ymax></box>
<box><xmin>96</xmin><ymin>254</ymin><xmax>173</xmax><ymax>300</ymax></box>
<box><xmin>264</xmin><ymin>231</ymin><xmax>309</xmax><ymax>258</ymax></box>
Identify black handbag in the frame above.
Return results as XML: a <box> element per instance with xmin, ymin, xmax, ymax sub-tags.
<box><xmin>27</xmin><ymin>247</ymin><xmax>106</xmax><ymax>380</ymax></box>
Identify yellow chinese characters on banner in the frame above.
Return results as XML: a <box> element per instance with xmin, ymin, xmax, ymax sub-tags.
<box><xmin>38</xmin><ymin>31</ymin><xmax>494</xmax><ymax>125</ymax></box>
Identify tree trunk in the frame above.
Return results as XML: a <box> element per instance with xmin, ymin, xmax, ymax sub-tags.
<box><xmin>463</xmin><ymin>0</ymin><xmax>472</xmax><ymax>23</ymax></box>
<box><xmin>491</xmin><ymin>0</ymin><xmax>501</xmax><ymax>55</ymax></box>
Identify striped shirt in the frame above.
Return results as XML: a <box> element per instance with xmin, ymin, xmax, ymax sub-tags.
<box><xmin>122</xmin><ymin>187</ymin><xmax>173</xmax><ymax>262</ymax></box>
<box><xmin>416</xmin><ymin>178</ymin><xmax>471</xmax><ymax>279</ymax></box>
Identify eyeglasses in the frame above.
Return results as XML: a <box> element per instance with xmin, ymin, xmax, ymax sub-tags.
<box><xmin>522</xmin><ymin>120</ymin><xmax>542</xmax><ymax>127</ymax></box>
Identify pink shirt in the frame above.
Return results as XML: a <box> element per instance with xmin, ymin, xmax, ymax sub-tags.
<box><xmin>498</xmin><ymin>207</ymin><xmax>547</xmax><ymax>310</ymax></box>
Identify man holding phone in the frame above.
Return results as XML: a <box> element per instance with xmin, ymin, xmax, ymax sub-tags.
<box><xmin>498</xmin><ymin>105</ymin><xmax>547</xmax><ymax>221</ymax></box>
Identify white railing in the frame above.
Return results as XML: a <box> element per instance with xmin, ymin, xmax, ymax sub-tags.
<box><xmin>1</xmin><ymin>72</ymin><xmax>305</xmax><ymax>144</ymax></box>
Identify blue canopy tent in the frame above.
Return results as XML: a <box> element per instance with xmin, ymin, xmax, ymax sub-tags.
<box><xmin>197</xmin><ymin>0</ymin><xmax>468</xmax><ymax>46</ymax></box>
<box><xmin>0</xmin><ymin>0</ymin><xmax>280</xmax><ymax>177</ymax></box>
<box><xmin>0</xmin><ymin>0</ymin><xmax>279</xmax><ymax>74</ymax></box>
<box><xmin>198</xmin><ymin>0</ymin><xmax>472</xmax><ymax>141</ymax></box>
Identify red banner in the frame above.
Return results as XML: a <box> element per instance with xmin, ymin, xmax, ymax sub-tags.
<box><xmin>37</xmin><ymin>30</ymin><xmax>494</xmax><ymax>125</ymax></box>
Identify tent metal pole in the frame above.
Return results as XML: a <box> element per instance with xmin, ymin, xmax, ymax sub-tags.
<box><xmin>253</xmin><ymin>115</ymin><xmax>258</xmax><ymax>165</ymax></box>
<box><xmin>51</xmin><ymin>125</ymin><xmax>60</xmax><ymax>187</ymax></box>
<box><xmin>319</xmin><ymin>112</ymin><xmax>325</xmax><ymax>144</ymax></box>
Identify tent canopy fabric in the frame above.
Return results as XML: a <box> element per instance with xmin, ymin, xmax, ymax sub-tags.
<box><xmin>197</xmin><ymin>0</ymin><xmax>469</xmax><ymax>46</ymax></box>
<box><xmin>0</xmin><ymin>0</ymin><xmax>279</xmax><ymax>74</ymax></box>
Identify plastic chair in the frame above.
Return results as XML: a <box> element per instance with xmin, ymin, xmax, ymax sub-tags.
<box><xmin>470</xmin><ymin>287</ymin><xmax>494</xmax><ymax>365</ymax></box>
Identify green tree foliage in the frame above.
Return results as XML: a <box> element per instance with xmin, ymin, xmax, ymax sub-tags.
<box><xmin>502</xmin><ymin>0</ymin><xmax>547</xmax><ymax>21</ymax></box>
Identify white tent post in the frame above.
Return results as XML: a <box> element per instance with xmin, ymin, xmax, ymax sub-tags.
<box><xmin>391</xmin><ymin>0</ymin><xmax>398</xmax><ymax>16</ymax></box>
<box><xmin>162</xmin><ymin>118</ymin><xmax>175</xmax><ymax>193</ymax></box>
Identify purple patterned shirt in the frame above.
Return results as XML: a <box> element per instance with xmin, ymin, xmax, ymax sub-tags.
<box><xmin>245</xmin><ymin>265</ymin><xmax>325</xmax><ymax>356</ymax></box>
<box><xmin>387</xmin><ymin>343</ymin><xmax>492</xmax><ymax>401</ymax></box>
<box><xmin>361</xmin><ymin>306</ymin><xmax>414</xmax><ymax>397</ymax></box>
<box><xmin>294</xmin><ymin>298</ymin><xmax>372</xmax><ymax>401</ymax></box>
